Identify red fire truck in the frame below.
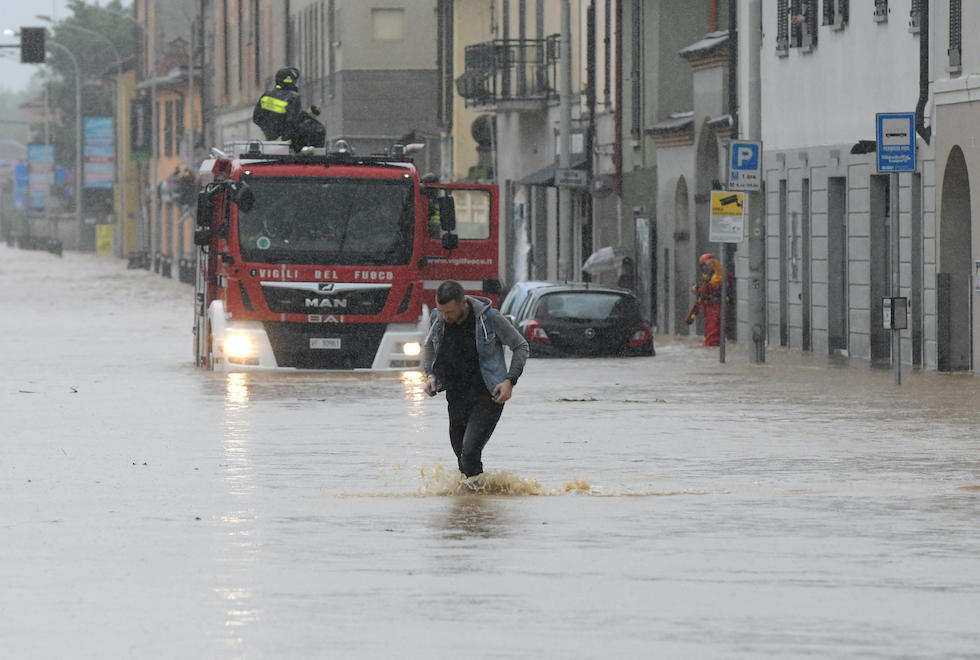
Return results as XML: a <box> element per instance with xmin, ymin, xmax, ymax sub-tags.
<box><xmin>192</xmin><ymin>140</ymin><xmax>500</xmax><ymax>370</ymax></box>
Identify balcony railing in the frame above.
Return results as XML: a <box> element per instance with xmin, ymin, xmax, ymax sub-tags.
<box><xmin>456</xmin><ymin>36</ymin><xmax>560</xmax><ymax>108</ymax></box>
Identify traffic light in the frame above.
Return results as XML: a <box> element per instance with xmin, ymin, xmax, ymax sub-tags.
<box><xmin>20</xmin><ymin>27</ymin><xmax>45</xmax><ymax>63</ymax></box>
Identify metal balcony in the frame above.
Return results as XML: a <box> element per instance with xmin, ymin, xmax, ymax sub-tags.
<box><xmin>456</xmin><ymin>36</ymin><xmax>560</xmax><ymax>111</ymax></box>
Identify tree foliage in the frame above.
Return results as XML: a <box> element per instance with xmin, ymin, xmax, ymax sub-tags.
<box><xmin>39</xmin><ymin>0</ymin><xmax>137</xmax><ymax>173</ymax></box>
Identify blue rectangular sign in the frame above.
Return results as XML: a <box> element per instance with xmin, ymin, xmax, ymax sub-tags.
<box><xmin>84</xmin><ymin>116</ymin><xmax>115</xmax><ymax>189</ymax></box>
<box><xmin>729</xmin><ymin>140</ymin><xmax>762</xmax><ymax>191</ymax></box>
<box><xmin>876</xmin><ymin>112</ymin><xmax>916</xmax><ymax>173</ymax></box>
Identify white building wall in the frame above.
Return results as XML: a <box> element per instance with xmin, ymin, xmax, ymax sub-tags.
<box><xmin>759</xmin><ymin>1</ymin><xmax>921</xmax><ymax>152</ymax></box>
<box><xmin>745</xmin><ymin>0</ymin><xmax>938</xmax><ymax>366</ymax></box>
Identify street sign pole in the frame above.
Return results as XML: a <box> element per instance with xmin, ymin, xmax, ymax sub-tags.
<box><xmin>891</xmin><ymin>172</ymin><xmax>901</xmax><ymax>385</ymax></box>
<box><xmin>876</xmin><ymin>112</ymin><xmax>915</xmax><ymax>386</ymax></box>
<box><xmin>710</xmin><ymin>190</ymin><xmax>745</xmax><ymax>364</ymax></box>
<box><xmin>729</xmin><ymin>137</ymin><xmax>764</xmax><ymax>363</ymax></box>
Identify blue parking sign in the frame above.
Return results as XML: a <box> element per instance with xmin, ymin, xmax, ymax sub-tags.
<box><xmin>729</xmin><ymin>140</ymin><xmax>761</xmax><ymax>191</ymax></box>
<box><xmin>876</xmin><ymin>112</ymin><xmax>916</xmax><ymax>173</ymax></box>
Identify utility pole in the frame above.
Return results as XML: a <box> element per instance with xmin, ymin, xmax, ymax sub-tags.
<box><xmin>746</xmin><ymin>0</ymin><xmax>765</xmax><ymax>363</ymax></box>
<box><xmin>47</xmin><ymin>40</ymin><xmax>82</xmax><ymax>248</ymax></box>
<box><xmin>557</xmin><ymin>0</ymin><xmax>572</xmax><ymax>280</ymax></box>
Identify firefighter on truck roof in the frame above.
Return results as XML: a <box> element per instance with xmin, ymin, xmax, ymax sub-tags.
<box><xmin>252</xmin><ymin>66</ymin><xmax>325</xmax><ymax>151</ymax></box>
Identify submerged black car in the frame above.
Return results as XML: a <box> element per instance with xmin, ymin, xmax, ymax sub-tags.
<box><xmin>507</xmin><ymin>283</ymin><xmax>654</xmax><ymax>357</ymax></box>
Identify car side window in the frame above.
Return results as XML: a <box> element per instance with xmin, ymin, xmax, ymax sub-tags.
<box><xmin>515</xmin><ymin>293</ymin><xmax>538</xmax><ymax>322</ymax></box>
<box><xmin>500</xmin><ymin>287</ymin><xmax>519</xmax><ymax>315</ymax></box>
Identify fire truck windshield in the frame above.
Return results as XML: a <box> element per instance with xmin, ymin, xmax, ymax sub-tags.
<box><xmin>237</xmin><ymin>176</ymin><xmax>415</xmax><ymax>265</ymax></box>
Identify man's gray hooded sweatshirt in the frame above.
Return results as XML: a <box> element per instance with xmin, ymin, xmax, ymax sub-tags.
<box><xmin>423</xmin><ymin>295</ymin><xmax>529</xmax><ymax>394</ymax></box>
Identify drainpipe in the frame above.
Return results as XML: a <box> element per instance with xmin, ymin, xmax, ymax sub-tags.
<box><xmin>915</xmin><ymin>1</ymin><xmax>931</xmax><ymax>143</ymax></box>
<box><xmin>728</xmin><ymin>0</ymin><xmax>737</xmax><ymax>138</ymax></box>
<box><xmin>613</xmin><ymin>0</ymin><xmax>622</xmax><ymax>197</ymax></box>
<box><xmin>745</xmin><ymin>0</ymin><xmax>765</xmax><ymax>363</ymax></box>
<box><xmin>558</xmin><ymin>0</ymin><xmax>572</xmax><ymax>280</ymax></box>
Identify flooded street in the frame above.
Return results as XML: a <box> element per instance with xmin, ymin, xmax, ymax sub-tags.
<box><xmin>2</xmin><ymin>245</ymin><xmax>978</xmax><ymax>659</ymax></box>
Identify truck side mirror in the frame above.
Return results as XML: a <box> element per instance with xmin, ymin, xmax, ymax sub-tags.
<box><xmin>230</xmin><ymin>181</ymin><xmax>254</xmax><ymax>212</ymax></box>
<box><xmin>196</xmin><ymin>191</ymin><xmax>213</xmax><ymax>227</ymax></box>
<box><xmin>442</xmin><ymin>233</ymin><xmax>459</xmax><ymax>250</ymax></box>
<box><xmin>436</xmin><ymin>196</ymin><xmax>456</xmax><ymax>232</ymax></box>
<box><xmin>193</xmin><ymin>227</ymin><xmax>210</xmax><ymax>246</ymax></box>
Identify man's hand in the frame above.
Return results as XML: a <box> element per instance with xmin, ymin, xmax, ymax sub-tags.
<box><xmin>425</xmin><ymin>375</ymin><xmax>437</xmax><ymax>397</ymax></box>
<box><xmin>491</xmin><ymin>379</ymin><xmax>513</xmax><ymax>404</ymax></box>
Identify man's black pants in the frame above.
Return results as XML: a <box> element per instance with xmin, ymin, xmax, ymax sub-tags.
<box><xmin>447</xmin><ymin>389</ymin><xmax>503</xmax><ymax>477</ymax></box>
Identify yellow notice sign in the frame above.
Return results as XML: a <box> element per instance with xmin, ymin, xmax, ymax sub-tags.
<box><xmin>709</xmin><ymin>191</ymin><xmax>745</xmax><ymax>243</ymax></box>
<box><xmin>96</xmin><ymin>224</ymin><xmax>114</xmax><ymax>254</ymax></box>
<box><xmin>710</xmin><ymin>191</ymin><xmax>744</xmax><ymax>216</ymax></box>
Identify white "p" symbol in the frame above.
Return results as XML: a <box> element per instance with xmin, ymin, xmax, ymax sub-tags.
<box><xmin>736</xmin><ymin>146</ymin><xmax>754</xmax><ymax>167</ymax></box>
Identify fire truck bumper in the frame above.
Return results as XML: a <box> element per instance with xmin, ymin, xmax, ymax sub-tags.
<box><xmin>208</xmin><ymin>303</ymin><xmax>430</xmax><ymax>372</ymax></box>
<box><xmin>370</xmin><ymin>322</ymin><xmax>426</xmax><ymax>371</ymax></box>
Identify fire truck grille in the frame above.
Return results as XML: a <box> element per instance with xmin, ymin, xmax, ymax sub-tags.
<box><xmin>261</xmin><ymin>285</ymin><xmax>391</xmax><ymax>315</ymax></box>
<box><xmin>263</xmin><ymin>322</ymin><xmax>387</xmax><ymax>369</ymax></box>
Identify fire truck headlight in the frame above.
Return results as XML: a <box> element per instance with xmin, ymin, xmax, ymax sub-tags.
<box><xmin>402</xmin><ymin>341</ymin><xmax>422</xmax><ymax>357</ymax></box>
<box><xmin>224</xmin><ymin>333</ymin><xmax>255</xmax><ymax>359</ymax></box>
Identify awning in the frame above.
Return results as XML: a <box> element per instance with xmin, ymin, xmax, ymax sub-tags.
<box><xmin>517</xmin><ymin>155</ymin><xmax>588</xmax><ymax>186</ymax></box>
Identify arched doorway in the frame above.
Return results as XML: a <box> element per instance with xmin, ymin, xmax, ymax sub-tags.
<box><xmin>695</xmin><ymin>124</ymin><xmax>720</xmax><ymax>264</ymax></box>
<box><xmin>938</xmin><ymin>146</ymin><xmax>973</xmax><ymax>371</ymax></box>
<box><xmin>674</xmin><ymin>176</ymin><xmax>691</xmax><ymax>334</ymax></box>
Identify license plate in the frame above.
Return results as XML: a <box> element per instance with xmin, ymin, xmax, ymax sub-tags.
<box><xmin>310</xmin><ymin>337</ymin><xmax>341</xmax><ymax>350</ymax></box>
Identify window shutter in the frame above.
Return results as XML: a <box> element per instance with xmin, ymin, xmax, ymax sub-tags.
<box><xmin>790</xmin><ymin>0</ymin><xmax>802</xmax><ymax>48</ymax></box>
<box><xmin>777</xmin><ymin>0</ymin><xmax>789</xmax><ymax>54</ymax></box>
<box><xmin>949</xmin><ymin>0</ymin><xmax>962</xmax><ymax>70</ymax></box>
<box><xmin>807</xmin><ymin>2</ymin><xmax>818</xmax><ymax>46</ymax></box>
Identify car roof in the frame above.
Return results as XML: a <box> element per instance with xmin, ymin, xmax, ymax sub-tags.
<box><xmin>528</xmin><ymin>282</ymin><xmax>633</xmax><ymax>297</ymax></box>
<box><xmin>500</xmin><ymin>280</ymin><xmax>566</xmax><ymax>314</ymax></box>
<box><xmin>512</xmin><ymin>282</ymin><xmax>636</xmax><ymax>321</ymax></box>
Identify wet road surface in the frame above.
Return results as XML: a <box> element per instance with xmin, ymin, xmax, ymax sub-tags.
<box><xmin>2</xmin><ymin>246</ymin><xmax>978</xmax><ymax>658</ymax></box>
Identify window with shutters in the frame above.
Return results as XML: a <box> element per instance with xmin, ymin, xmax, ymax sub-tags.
<box><xmin>790</xmin><ymin>0</ymin><xmax>817</xmax><ymax>51</ymax></box>
<box><xmin>873</xmin><ymin>0</ymin><xmax>889</xmax><ymax>23</ymax></box>
<box><xmin>949</xmin><ymin>0</ymin><xmax>961</xmax><ymax>72</ymax></box>
<box><xmin>776</xmin><ymin>0</ymin><xmax>789</xmax><ymax>56</ymax></box>
<box><xmin>908</xmin><ymin>0</ymin><xmax>920</xmax><ymax>33</ymax></box>
<box><xmin>823</xmin><ymin>0</ymin><xmax>849</xmax><ymax>30</ymax></box>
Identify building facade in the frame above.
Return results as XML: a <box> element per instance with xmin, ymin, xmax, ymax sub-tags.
<box><xmin>453</xmin><ymin>0</ymin><xmax>618</xmax><ymax>288</ymax></box>
<box><xmin>931</xmin><ymin>0</ymin><xmax>979</xmax><ymax>371</ymax></box>
<box><xmin>616</xmin><ymin>0</ymin><xmax>726</xmax><ymax>330</ymax></box>
<box><xmin>204</xmin><ymin>0</ymin><xmax>443</xmax><ymax>176</ymax></box>
<box><xmin>735</xmin><ymin>0</ymin><xmax>979</xmax><ymax>371</ymax></box>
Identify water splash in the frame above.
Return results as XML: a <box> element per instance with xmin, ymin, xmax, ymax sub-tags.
<box><xmin>370</xmin><ymin>461</ymin><xmax>593</xmax><ymax>497</ymax></box>
<box><xmin>415</xmin><ymin>461</ymin><xmax>592</xmax><ymax>496</ymax></box>
<box><xmin>366</xmin><ymin>462</ymin><xmax>720</xmax><ymax>497</ymax></box>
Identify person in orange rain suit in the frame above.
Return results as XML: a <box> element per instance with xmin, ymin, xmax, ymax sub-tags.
<box><xmin>688</xmin><ymin>253</ymin><xmax>733</xmax><ymax>346</ymax></box>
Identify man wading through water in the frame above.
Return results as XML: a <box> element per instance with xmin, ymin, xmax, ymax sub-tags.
<box><xmin>423</xmin><ymin>280</ymin><xmax>529</xmax><ymax>489</ymax></box>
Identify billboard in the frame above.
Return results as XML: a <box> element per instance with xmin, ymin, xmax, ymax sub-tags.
<box><xmin>84</xmin><ymin>117</ymin><xmax>114</xmax><ymax>189</ymax></box>
<box><xmin>28</xmin><ymin>145</ymin><xmax>54</xmax><ymax>210</ymax></box>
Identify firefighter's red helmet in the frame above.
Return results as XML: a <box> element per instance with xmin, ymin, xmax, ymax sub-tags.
<box><xmin>699</xmin><ymin>253</ymin><xmax>716</xmax><ymax>265</ymax></box>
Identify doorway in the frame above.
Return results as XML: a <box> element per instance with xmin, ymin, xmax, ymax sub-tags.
<box><xmin>801</xmin><ymin>177</ymin><xmax>812</xmax><ymax>351</ymax></box>
<box><xmin>870</xmin><ymin>175</ymin><xmax>891</xmax><ymax>365</ymax></box>
<box><xmin>938</xmin><ymin>146</ymin><xmax>973</xmax><ymax>371</ymax></box>
<box><xmin>827</xmin><ymin>177</ymin><xmax>848</xmax><ymax>353</ymax></box>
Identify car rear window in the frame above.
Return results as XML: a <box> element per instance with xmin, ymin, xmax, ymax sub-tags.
<box><xmin>537</xmin><ymin>292</ymin><xmax>637</xmax><ymax>320</ymax></box>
